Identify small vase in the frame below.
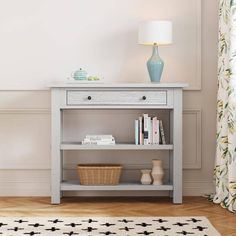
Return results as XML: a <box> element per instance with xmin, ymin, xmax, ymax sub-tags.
<box><xmin>151</xmin><ymin>160</ymin><xmax>164</xmax><ymax>185</ymax></box>
<box><xmin>140</xmin><ymin>169</ymin><xmax>152</xmax><ymax>185</ymax></box>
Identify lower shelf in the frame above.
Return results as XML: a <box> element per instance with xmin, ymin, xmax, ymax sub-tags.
<box><xmin>61</xmin><ymin>181</ymin><xmax>173</xmax><ymax>191</ymax></box>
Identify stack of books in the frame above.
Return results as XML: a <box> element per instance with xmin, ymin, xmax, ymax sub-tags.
<box><xmin>82</xmin><ymin>135</ymin><xmax>115</xmax><ymax>145</ymax></box>
<box><xmin>135</xmin><ymin>114</ymin><xmax>166</xmax><ymax>145</ymax></box>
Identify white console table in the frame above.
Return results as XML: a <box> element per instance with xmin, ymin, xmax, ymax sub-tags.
<box><xmin>50</xmin><ymin>83</ymin><xmax>186</xmax><ymax>204</ymax></box>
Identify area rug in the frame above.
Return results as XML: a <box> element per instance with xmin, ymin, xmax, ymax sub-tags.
<box><xmin>0</xmin><ymin>217</ymin><xmax>221</xmax><ymax>235</ymax></box>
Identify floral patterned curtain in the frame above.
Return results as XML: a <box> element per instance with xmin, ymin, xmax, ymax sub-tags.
<box><xmin>214</xmin><ymin>0</ymin><xmax>236</xmax><ymax>213</ymax></box>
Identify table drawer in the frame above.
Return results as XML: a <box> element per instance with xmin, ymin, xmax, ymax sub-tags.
<box><xmin>66</xmin><ymin>90</ymin><xmax>167</xmax><ymax>105</ymax></box>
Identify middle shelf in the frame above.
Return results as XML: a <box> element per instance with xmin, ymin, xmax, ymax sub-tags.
<box><xmin>60</xmin><ymin>142</ymin><xmax>174</xmax><ymax>150</ymax></box>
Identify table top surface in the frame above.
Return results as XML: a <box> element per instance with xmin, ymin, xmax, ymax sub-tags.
<box><xmin>49</xmin><ymin>82</ymin><xmax>188</xmax><ymax>88</ymax></box>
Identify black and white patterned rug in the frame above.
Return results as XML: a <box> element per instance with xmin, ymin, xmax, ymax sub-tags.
<box><xmin>0</xmin><ymin>217</ymin><xmax>221</xmax><ymax>235</ymax></box>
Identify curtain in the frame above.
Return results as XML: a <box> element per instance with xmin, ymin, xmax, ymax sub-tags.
<box><xmin>214</xmin><ymin>0</ymin><xmax>236</xmax><ymax>213</ymax></box>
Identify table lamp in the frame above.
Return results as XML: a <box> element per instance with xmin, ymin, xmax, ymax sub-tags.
<box><xmin>138</xmin><ymin>20</ymin><xmax>172</xmax><ymax>82</ymax></box>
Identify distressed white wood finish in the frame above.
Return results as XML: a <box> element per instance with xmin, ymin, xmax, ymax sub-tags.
<box><xmin>61</xmin><ymin>143</ymin><xmax>173</xmax><ymax>150</ymax></box>
<box><xmin>61</xmin><ymin>181</ymin><xmax>173</xmax><ymax>191</ymax></box>
<box><xmin>67</xmin><ymin>90</ymin><xmax>167</xmax><ymax>106</ymax></box>
<box><xmin>50</xmin><ymin>83</ymin><xmax>185</xmax><ymax>204</ymax></box>
<box><xmin>50</xmin><ymin>83</ymin><xmax>187</xmax><ymax>88</ymax></box>
<box><xmin>51</xmin><ymin>89</ymin><xmax>62</xmax><ymax>204</ymax></box>
<box><xmin>171</xmin><ymin>89</ymin><xmax>183</xmax><ymax>204</ymax></box>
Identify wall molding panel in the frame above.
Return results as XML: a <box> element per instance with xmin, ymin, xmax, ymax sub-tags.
<box><xmin>0</xmin><ymin>107</ymin><xmax>204</xmax><ymax>197</ymax></box>
<box><xmin>0</xmin><ymin>109</ymin><xmax>51</xmax><ymax>170</ymax></box>
<box><xmin>0</xmin><ymin>108</ymin><xmax>50</xmax><ymax>114</ymax></box>
<box><xmin>183</xmin><ymin>109</ymin><xmax>202</xmax><ymax>169</ymax></box>
<box><xmin>0</xmin><ymin>108</ymin><xmax>202</xmax><ymax>170</ymax></box>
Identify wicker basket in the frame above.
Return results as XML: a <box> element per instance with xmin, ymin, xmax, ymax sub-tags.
<box><xmin>77</xmin><ymin>164</ymin><xmax>122</xmax><ymax>185</ymax></box>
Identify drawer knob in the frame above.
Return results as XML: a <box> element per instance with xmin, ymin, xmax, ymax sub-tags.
<box><xmin>87</xmin><ymin>96</ymin><xmax>92</xmax><ymax>100</ymax></box>
<box><xmin>142</xmin><ymin>96</ymin><xmax>147</xmax><ymax>100</ymax></box>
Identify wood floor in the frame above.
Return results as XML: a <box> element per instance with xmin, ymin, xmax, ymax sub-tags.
<box><xmin>0</xmin><ymin>197</ymin><xmax>235</xmax><ymax>236</ymax></box>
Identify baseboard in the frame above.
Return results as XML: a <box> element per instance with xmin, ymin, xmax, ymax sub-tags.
<box><xmin>0</xmin><ymin>182</ymin><xmax>50</xmax><ymax>197</ymax></box>
<box><xmin>183</xmin><ymin>181</ymin><xmax>214</xmax><ymax>196</ymax></box>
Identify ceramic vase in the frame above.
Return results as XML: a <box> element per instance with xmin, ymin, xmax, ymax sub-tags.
<box><xmin>147</xmin><ymin>45</ymin><xmax>164</xmax><ymax>83</ymax></box>
<box><xmin>151</xmin><ymin>160</ymin><xmax>164</xmax><ymax>185</ymax></box>
<box><xmin>71</xmin><ymin>68</ymin><xmax>87</xmax><ymax>80</ymax></box>
<box><xmin>140</xmin><ymin>169</ymin><xmax>152</xmax><ymax>185</ymax></box>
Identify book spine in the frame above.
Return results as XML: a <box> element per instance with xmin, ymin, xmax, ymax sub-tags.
<box><xmin>152</xmin><ymin>117</ymin><xmax>160</xmax><ymax>144</ymax></box>
<box><xmin>139</xmin><ymin>116</ymin><xmax>143</xmax><ymax>145</ymax></box>
<box><xmin>143</xmin><ymin>114</ymin><xmax>149</xmax><ymax>145</ymax></box>
<box><xmin>135</xmin><ymin>119</ymin><xmax>139</xmax><ymax>145</ymax></box>
<box><xmin>82</xmin><ymin>140</ymin><xmax>115</xmax><ymax>145</ymax></box>
<box><xmin>156</xmin><ymin>120</ymin><xmax>160</xmax><ymax>144</ymax></box>
<box><xmin>83</xmin><ymin>138</ymin><xmax>115</xmax><ymax>142</ymax></box>
<box><xmin>85</xmin><ymin>135</ymin><xmax>113</xmax><ymax>140</ymax></box>
<box><xmin>148</xmin><ymin>117</ymin><xmax>152</xmax><ymax>144</ymax></box>
<box><xmin>159</xmin><ymin>120</ymin><xmax>166</xmax><ymax>144</ymax></box>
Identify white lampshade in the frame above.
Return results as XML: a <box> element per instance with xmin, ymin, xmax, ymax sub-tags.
<box><xmin>138</xmin><ymin>20</ymin><xmax>173</xmax><ymax>46</ymax></box>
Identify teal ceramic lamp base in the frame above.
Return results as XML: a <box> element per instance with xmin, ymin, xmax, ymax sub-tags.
<box><xmin>147</xmin><ymin>45</ymin><xmax>164</xmax><ymax>83</ymax></box>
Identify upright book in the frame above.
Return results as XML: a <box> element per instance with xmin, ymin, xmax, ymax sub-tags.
<box><xmin>135</xmin><ymin>120</ymin><xmax>139</xmax><ymax>145</ymax></box>
<box><xmin>159</xmin><ymin>120</ymin><xmax>166</xmax><ymax>145</ymax></box>
<box><xmin>148</xmin><ymin>116</ymin><xmax>152</xmax><ymax>144</ymax></box>
<box><xmin>152</xmin><ymin>117</ymin><xmax>160</xmax><ymax>144</ymax></box>
<box><xmin>139</xmin><ymin>116</ymin><xmax>144</xmax><ymax>145</ymax></box>
<box><xmin>143</xmin><ymin>114</ymin><xmax>149</xmax><ymax>145</ymax></box>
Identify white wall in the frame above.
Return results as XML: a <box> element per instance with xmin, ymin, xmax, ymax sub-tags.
<box><xmin>0</xmin><ymin>0</ymin><xmax>219</xmax><ymax>196</ymax></box>
<box><xmin>0</xmin><ymin>0</ymin><xmax>201</xmax><ymax>89</ymax></box>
